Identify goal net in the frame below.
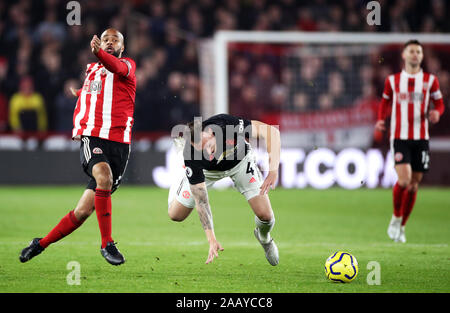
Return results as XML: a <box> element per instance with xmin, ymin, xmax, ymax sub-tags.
<box><xmin>198</xmin><ymin>32</ymin><xmax>450</xmax><ymax>150</ymax></box>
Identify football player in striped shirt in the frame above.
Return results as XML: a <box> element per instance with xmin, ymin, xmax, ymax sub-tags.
<box><xmin>20</xmin><ymin>29</ymin><xmax>136</xmax><ymax>265</ymax></box>
<box><xmin>375</xmin><ymin>40</ymin><xmax>445</xmax><ymax>243</ymax></box>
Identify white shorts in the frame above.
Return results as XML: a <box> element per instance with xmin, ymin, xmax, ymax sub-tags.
<box><xmin>169</xmin><ymin>150</ymin><xmax>264</xmax><ymax>208</ymax></box>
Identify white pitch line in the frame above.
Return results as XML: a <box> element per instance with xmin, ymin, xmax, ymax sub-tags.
<box><xmin>2</xmin><ymin>241</ymin><xmax>448</xmax><ymax>248</ymax></box>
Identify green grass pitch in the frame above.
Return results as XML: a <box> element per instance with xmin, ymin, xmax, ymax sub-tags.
<box><xmin>0</xmin><ymin>186</ymin><xmax>449</xmax><ymax>293</ymax></box>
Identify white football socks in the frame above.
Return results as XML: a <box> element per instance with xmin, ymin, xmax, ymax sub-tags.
<box><xmin>255</xmin><ymin>216</ymin><xmax>275</xmax><ymax>244</ymax></box>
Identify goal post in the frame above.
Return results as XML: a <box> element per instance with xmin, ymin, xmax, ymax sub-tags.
<box><xmin>206</xmin><ymin>31</ymin><xmax>450</xmax><ymax>117</ymax></box>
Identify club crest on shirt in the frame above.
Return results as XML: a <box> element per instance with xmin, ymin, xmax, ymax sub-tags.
<box><xmin>394</xmin><ymin>152</ymin><xmax>403</xmax><ymax>162</ymax></box>
<box><xmin>186</xmin><ymin>167</ymin><xmax>193</xmax><ymax>177</ymax></box>
<box><xmin>92</xmin><ymin>147</ymin><xmax>103</xmax><ymax>154</ymax></box>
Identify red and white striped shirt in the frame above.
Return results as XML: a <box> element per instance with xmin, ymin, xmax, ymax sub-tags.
<box><xmin>72</xmin><ymin>48</ymin><xmax>136</xmax><ymax>144</ymax></box>
<box><xmin>378</xmin><ymin>69</ymin><xmax>444</xmax><ymax>141</ymax></box>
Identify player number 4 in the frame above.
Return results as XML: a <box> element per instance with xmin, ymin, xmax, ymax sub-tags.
<box><xmin>246</xmin><ymin>162</ymin><xmax>255</xmax><ymax>176</ymax></box>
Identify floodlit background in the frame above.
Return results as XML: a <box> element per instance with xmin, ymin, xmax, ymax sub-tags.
<box><xmin>0</xmin><ymin>0</ymin><xmax>449</xmax><ymax>187</ymax></box>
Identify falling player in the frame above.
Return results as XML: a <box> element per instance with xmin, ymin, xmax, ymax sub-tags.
<box><xmin>168</xmin><ymin>114</ymin><xmax>280</xmax><ymax>265</ymax></box>
<box><xmin>19</xmin><ymin>28</ymin><xmax>136</xmax><ymax>265</ymax></box>
<box><xmin>375</xmin><ymin>40</ymin><xmax>444</xmax><ymax>243</ymax></box>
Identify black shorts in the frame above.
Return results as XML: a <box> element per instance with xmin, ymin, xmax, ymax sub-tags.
<box><xmin>80</xmin><ymin>136</ymin><xmax>131</xmax><ymax>193</ymax></box>
<box><xmin>392</xmin><ymin>139</ymin><xmax>430</xmax><ymax>172</ymax></box>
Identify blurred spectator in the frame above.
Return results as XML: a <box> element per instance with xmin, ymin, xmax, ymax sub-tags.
<box><xmin>175</xmin><ymin>42</ymin><xmax>198</xmax><ymax>74</ymax></box>
<box><xmin>270</xmin><ymin>84</ymin><xmax>288</xmax><ymax>112</ymax></box>
<box><xmin>35</xmin><ymin>49</ymin><xmax>66</xmax><ymax>129</ymax></box>
<box><xmin>185</xmin><ymin>5</ymin><xmax>205</xmax><ymax>37</ymax></box>
<box><xmin>389</xmin><ymin>2</ymin><xmax>410</xmax><ymax>32</ymax></box>
<box><xmin>53</xmin><ymin>79</ymin><xmax>78</xmax><ymax>132</ymax></box>
<box><xmin>292</xmin><ymin>92</ymin><xmax>309</xmax><ymax>112</ymax></box>
<box><xmin>9</xmin><ymin>76</ymin><xmax>47</xmax><ymax>132</ymax></box>
<box><xmin>0</xmin><ymin>56</ymin><xmax>7</xmax><ymax>131</ymax></box>
<box><xmin>296</xmin><ymin>8</ymin><xmax>317</xmax><ymax>31</ymax></box>
<box><xmin>318</xmin><ymin>94</ymin><xmax>333</xmax><ymax>111</ymax></box>
<box><xmin>328</xmin><ymin>71</ymin><xmax>349</xmax><ymax>108</ymax></box>
<box><xmin>34</xmin><ymin>10</ymin><xmax>66</xmax><ymax>44</ymax></box>
<box><xmin>233</xmin><ymin>85</ymin><xmax>259</xmax><ymax>120</ymax></box>
<box><xmin>62</xmin><ymin>25</ymin><xmax>87</xmax><ymax>77</ymax></box>
<box><xmin>161</xmin><ymin>71</ymin><xmax>187</xmax><ymax>127</ymax></box>
<box><xmin>148</xmin><ymin>0</ymin><xmax>166</xmax><ymax>45</ymax></box>
<box><xmin>431</xmin><ymin>0</ymin><xmax>450</xmax><ymax>32</ymax></box>
<box><xmin>0</xmin><ymin>92</ymin><xmax>7</xmax><ymax>132</ymax></box>
<box><xmin>249</xmin><ymin>62</ymin><xmax>276</xmax><ymax>111</ymax></box>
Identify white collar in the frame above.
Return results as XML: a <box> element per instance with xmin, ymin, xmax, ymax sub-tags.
<box><xmin>402</xmin><ymin>69</ymin><xmax>423</xmax><ymax>77</ymax></box>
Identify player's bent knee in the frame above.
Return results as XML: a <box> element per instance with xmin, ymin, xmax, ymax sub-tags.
<box><xmin>168</xmin><ymin>201</ymin><xmax>192</xmax><ymax>222</ymax></box>
<box><xmin>256</xmin><ymin>211</ymin><xmax>274</xmax><ymax>222</ymax></box>
<box><xmin>74</xmin><ymin>206</ymin><xmax>94</xmax><ymax>221</ymax></box>
<box><xmin>408</xmin><ymin>183</ymin><xmax>419</xmax><ymax>193</ymax></box>
<box><xmin>168</xmin><ymin>212</ymin><xmax>185</xmax><ymax>222</ymax></box>
<box><xmin>92</xmin><ymin>163</ymin><xmax>113</xmax><ymax>189</ymax></box>
<box><xmin>95</xmin><ymin>173</ymin><xmax>113</xmax><ymax>190</ymax></box>
<box><xmin>168</xmin><ymin>208</ymin><xmax>187</xmax><ymax>222</ymax></box>
<box><xmin>397</xmin><ymin>178</ymin><xmax>411</xmax><ymax>188</ymax></box>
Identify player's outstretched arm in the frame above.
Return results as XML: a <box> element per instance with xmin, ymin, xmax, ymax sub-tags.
<box><xmin>251</xmin><ymin>120</ymin><xmax>281</xmax><ymax>195</ymax></box>
<box><xmin>190</xmin><ymin>182</ymin><xmax>224</xmax><ymax>264</ymax></box>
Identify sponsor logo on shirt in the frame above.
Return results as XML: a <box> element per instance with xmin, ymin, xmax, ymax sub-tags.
<box><xmin>398</xmin><ymin>92</ymin><xmax>423</xmax><ymax>102</ymax></box>
<box><xmin>83</xmin><ymin>80</ymin><xmax>102</xmax><ymax>94</ymax></box>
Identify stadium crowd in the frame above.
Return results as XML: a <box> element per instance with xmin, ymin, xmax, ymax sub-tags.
<box><xmin>0</xmin><ymin>0</ymin><xmax>449</xmax><ymax>134</ymax></box>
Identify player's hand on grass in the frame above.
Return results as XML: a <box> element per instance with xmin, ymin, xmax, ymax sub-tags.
<box><xmin>375</xmin><ymin>120</ymin><xmax>386</xmax><ymax>132</ymax></box>
<box><xmin>429</xmin><ymin>110</ymin><xmax>440</xmax><ymax>124</ymax></box>
<box><xmin>206</xmin><ymin>239</ymin><xmax>224</xmax><ymax>264</ymax></box>
<box><xmin>260</xmin><ymin>170</ymin><xmax>278</xmax><ymax>195</ymax></box>
<box><xmin>91</xmin><ymin>35</ymin><xmax>101</xmax><ymax>54</ymax></box>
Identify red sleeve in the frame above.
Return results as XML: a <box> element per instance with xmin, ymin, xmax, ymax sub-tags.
<box><xmin>76</xmin><ymin>88</ymin><xmax>82</xmax><ymax>97</ymax></box>
<box><xmin>377</xmin><ymin>77</ymin><xmax>393</xmax><ymax>120</ymax></box>
<box><xmin>95</xmin><ymin>48</ymin><xmax>136</xmax><ymax>78</ymax></box>
<box><xmin>430</xmin><ymin>77</ymin><xmax>445</xmax><ymax>115</ymax></box>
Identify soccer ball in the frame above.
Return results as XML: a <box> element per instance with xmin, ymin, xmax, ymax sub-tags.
<box><xmin>324</xmin><ymin>251</ymin><xmax>358</xmax><ymax>283</ymax></box>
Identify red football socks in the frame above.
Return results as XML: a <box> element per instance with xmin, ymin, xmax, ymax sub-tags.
<box><xmin>95</xmin><ymin>188</ymin><xmax>113</xmax><ymax>248</ymax></box>
<box><xmin>39</xmin><ymin>210</ymin><xmax>83</xmax><ymax>248</ymax></box>
<box><xmin>392</xmin><ymin>183</ymin><xmax>406</xmax><ymax>218</ymax></box>
<box><xmin>401</xmin><ymin>189</ymin><xmax>417</xmax><ymax>226</ymax></box>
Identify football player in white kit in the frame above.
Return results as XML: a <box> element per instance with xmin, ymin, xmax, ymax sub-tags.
<box><xmin>168</xmin><ymin>114</ymin><xmax>281</xmax><ymax>265</ymax></box>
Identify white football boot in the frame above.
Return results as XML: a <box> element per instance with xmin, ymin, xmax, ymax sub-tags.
<box><xmin>254</xmin><ymin>228</ymin><xmax>279</xmax><ymax>266</ymax></box>
<box><xmin>395</xmin><ymin>226</ymin><xmax>406</xmax><ymax>243</ymax></box>
<box><xmin>387</xmin><ymin>215</ymin><xmax>402</xmax><ymax>241</ymax></box>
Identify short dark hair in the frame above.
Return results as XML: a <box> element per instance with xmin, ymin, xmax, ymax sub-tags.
<box><xmin>404</xmin><ymin>39</ymin><xmax>422</xmax><ymax>49</ymax></box>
